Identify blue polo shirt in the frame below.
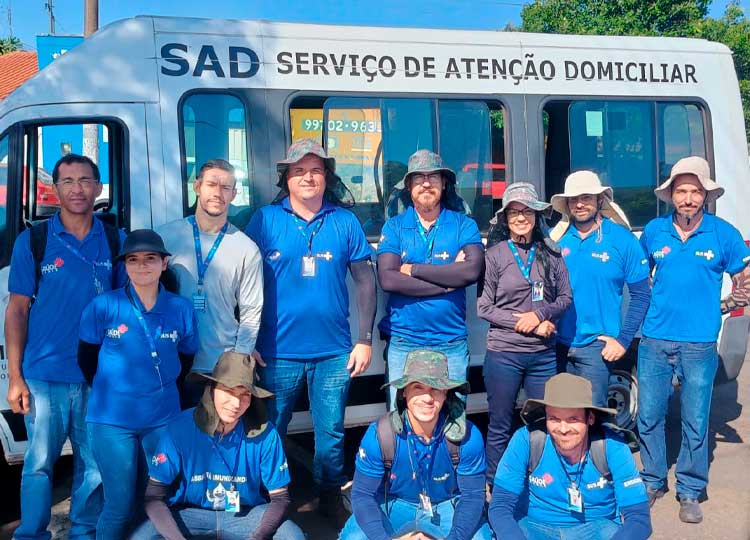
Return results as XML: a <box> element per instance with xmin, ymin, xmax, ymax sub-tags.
<box><xmin>355</xmin><ymin>415</ymin><xmax>486</xmax><ymax>504</ymax></box>
<box><xmin>377</xmin><ymin>207</ymin><xmax>483</xmax><ymax>345</ymax></box>
<box><xmin>494</xmin><ymin>426</ymin><xmax>647</xmax><ymax>527</ymax></box>
<box><xmin>641</xmin><ymin>212</ymin><xmax>750</xmax><ymax>342</ymax></box>
<box><xmin>556</xmin><ymin>219</ymin><xmax>649</xmax><ymax>347</ymax></box>
<box><xmin>149</xmin><ymin>409</ymin><xmax>291</xmax><ymax>509</ymax></box>
<box><xmin>80</xmin><ymin>285</ymin><xmax>198</xmax><ymax>429</ymax></box>
<box><xmin>8</xmin><ymin>213</ymin><xmax>126</xmax><ymax>383</ymax></box>
<box><xmin>245</xmin><ymin>198</ymin><xmax>372</xmax><ymax>359</ymax></box>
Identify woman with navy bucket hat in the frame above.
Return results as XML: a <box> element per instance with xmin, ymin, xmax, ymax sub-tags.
<box><xmin>478</xmin><ymin>182</ymin><xmax>572</xmax><ymax>491</ymax></box>
<box><xmin>77</xmin><ymin>229</ymin><xmax>199</xmax><ymax>540</ymax></box>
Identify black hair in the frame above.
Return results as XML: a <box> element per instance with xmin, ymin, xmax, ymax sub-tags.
<box><xmin>197</xmin><ymin>159</ymin><xmax>235</xmax><ymax>179</ymax></box>
<box><xmin>52</xmin><ymin>154</ymin><xmax>101</xmax><ymax>183</ymax></box>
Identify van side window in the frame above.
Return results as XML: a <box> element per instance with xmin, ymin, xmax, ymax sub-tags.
<box><xmin>181</xmin><ymin>93</ymin><xmax>254</xmax><ymax>229</ymax></box>
<box><xmin>543</xmin><ymin>100</ymin><xmax>707</xmax><ymax>228</ymax></box>
<box><xmin>290</xmin><ymin>97</ymin><xmax>506</xmax><ymax>238</ymax></box>
<box><xmin>0</xmin><ymin>134</ymin><xmax>9</xmax><ymax>265</ymax></box>
<box><xmin>22</xmin><ymin>121</ymin><xmax>125</xmax><ymax>227</ymax></box>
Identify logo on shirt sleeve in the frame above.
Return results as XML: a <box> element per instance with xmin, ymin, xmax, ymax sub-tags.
<box><xmin>623</xmin><ymin>477</ymin><xmax>644</xmax><ymax>488</ymax></box>
<box><xmin>357</xmin><ymin>447</ymin><xmax>367</xmax><ymax>460</ymax></box>
<box><xmin>151</xmin><ymin>453</ymin><xmax>167</xmax><ymax>466</ymax></box>
<box><xmin>267</xmin><ymin>250</ymin><xmax>281</xmax><ymax>261</ymax></box>
<box><xmin>279</xmin><ymin>461</ymin><xmax>289</xmax><ymax>472</ymax></box>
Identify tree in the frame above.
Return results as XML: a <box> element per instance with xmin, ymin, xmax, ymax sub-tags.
<box><xmin>0</xmin><ymin>36</ymin><xmax>21</xmax><ymax>55</ymax></box>
<box><xmin>521</xmin><ymin>0</ymin><xmax>750</xmax><ymax>141</ymax></box>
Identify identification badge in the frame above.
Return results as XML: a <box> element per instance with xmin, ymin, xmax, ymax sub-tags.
<box><xmin>192</xmin><ymin>292</ymin><xmax>207</xmax><ymax>312</ymax></box>
<box><xmin>532</xmin><ymin>281</ymin><xmax>544</xmax><ymax>302</ymax></box>
<box><xmin>567</xmin><ymin>485</ymin><xmax>583</xmax><ymax>513</ymax></box>
<box><xmin>301</xmin><ymin>255</ymin><xmax>317</xmax><ymax>278</ymax></box>
<box><xmin>419</xmin><ymin>492</ymin><xmax>433</xmax><ymax>518</ymax></box>
<box><xmin>225</xmin><ymin>488</ymin><xmax>240</xmax><ymax>513</ymax></box>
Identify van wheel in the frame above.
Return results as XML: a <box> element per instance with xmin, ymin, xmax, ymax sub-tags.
<box><xmin>608</xmin><ymin>370</ymin><xmax>638</xmax><ymax>430</ymax></box>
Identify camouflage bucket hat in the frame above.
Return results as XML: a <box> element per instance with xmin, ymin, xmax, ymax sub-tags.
<box><xmin>400</xmin><ymin>150</ymin><xmax>456</xmax><ymax>186</ymax></box>
<box><xmin>383</xmin><ymin>349</ymin><xmax>470</xmax><ymax>394</ymax></box>
<box><xmin>276</xmin><ymin>138</ymin><xmax>336</xmax><ymax>182</ymax></box>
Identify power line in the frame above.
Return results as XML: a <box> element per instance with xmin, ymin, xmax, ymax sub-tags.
<box><xmin>44</xmin><ymin>0</ymin><xmax>55</xmax><ymax>34</ymax></box>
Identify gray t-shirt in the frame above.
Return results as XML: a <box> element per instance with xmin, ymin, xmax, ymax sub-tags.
<box><xmin>478</xmin><ymin>241</ymin><xmax>572</xmax><ymax>353</ymax></box>
<box><xmin>157</xmin><ymin>218</ymin><xmax>263</xmax><ymax>372</ymax></box>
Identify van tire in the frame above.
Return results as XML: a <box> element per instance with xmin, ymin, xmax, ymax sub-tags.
<box><xmin>608</xmin><ymin>369</ymin><xmax>638</xmax><ymax>430</ymax></box>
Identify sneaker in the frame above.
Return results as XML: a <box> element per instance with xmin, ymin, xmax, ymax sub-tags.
<box><xmin>678</xmin><ymin>497</ymin><xmax>703</xmax><ymax>524</ymax></box>
<box><xmin>646</xmin><ymin>486</ymin><xmax>667</xmax><ymax>508</ymax></box>
<box><xmin>319</xmin><ymin>488</ymin><xmax>351</xmax><ymax>530</ymax></box>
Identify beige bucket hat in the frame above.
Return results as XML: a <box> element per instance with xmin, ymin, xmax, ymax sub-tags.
<box><xmin>549</xmin><ymin>170</ymin><xmax>631</xmax><ymax>241</ymax></box>
<box><xmin>521</xmin><ymin>373</ymin><xmax>617</xmax><ymax>424</ymax></box>
<box><xmin>654</xmin><ymin>156</ymin><xmax>723</xmax><ymax>204</ymax></box>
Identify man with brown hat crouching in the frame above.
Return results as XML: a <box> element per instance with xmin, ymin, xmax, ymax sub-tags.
<box><xmin>489</xmin><ymin>373</ymin><xmax>651</xmax><ymax>540</ymax></box>
<box><xmin>129</xmin><ymin>352</ymin><xmax>304</xmax><ymax>540</ymax></box>
<box><xmin>341</xmin><ymin>350</ymin><xmax>492</xmax><ymax>540</ymax></box>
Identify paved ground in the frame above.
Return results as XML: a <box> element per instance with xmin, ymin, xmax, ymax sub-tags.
<box><xmin>2</xmin><ymin>362</ymin><xmax>749</xmax><ymax>540</ymax></box>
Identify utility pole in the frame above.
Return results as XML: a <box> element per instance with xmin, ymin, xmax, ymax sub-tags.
<box><xmin>82</xmin><ymin>0</ymin><xmax>99</xmax><ymax>162</ymax></box>
<box><xmin>44</xmin><ymin>0</ymin><xmax>55</xmax><ymax>34</ymax></box>
<box><xmin>7</xmin><ymin>1</ymin><xmax>13</xmax><ymax>37</ymax></box>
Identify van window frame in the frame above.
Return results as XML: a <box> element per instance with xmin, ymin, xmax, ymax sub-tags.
<box><xmin>538</xmin><ymin>95</ymin><xmax>714</xmax><ymax>230</ymax></box>
<box><xmin>283</xmin><ymin>90</ymin><xmax>513</xmax><ymax>238</ymax></box>
<box><xmin>176</xmin><ymin>88</ymin><xmax>254</xmax><ymax>217</ymax></box>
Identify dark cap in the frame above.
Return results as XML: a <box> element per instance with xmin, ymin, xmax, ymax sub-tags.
<box><xmin>116</xmin><ymin>229</ymin><xmax>170</xmax><ymax>261</ymax></box>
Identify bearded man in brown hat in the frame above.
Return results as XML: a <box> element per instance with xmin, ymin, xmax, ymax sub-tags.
<box><xmin>489</xmin><ymin>373</ymin><xmax>652</xmax><ymax>540</ymax></box>
<box><xmin>130</xmin><ymin>352</ymin><xmax>304</xmax><ymax>540</ymax></box>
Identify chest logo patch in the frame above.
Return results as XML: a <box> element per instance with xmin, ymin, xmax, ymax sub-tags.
<box><xmin>529</xmin><ymin>473</ymin><xmax>554</xmax><ymax>488</ymax></box>
<box><xmin>316</xmin><ymin>251</ymin><xmax>334</xmax><ymax>261</ymax></box>
<box><xmin>591</xmin><ymin>251</ymin><xmax>610</xmax><ymax>263</ymax></box>
<box><xmin>433</xmin><ymin>472</ymin><xmax>450</xmax><ymax>482</ymax></box>
<box><xmin>695</xmin><ymin>249</ymin><xmax>715</xmax><ymax>261</ymax></box>
<box><xmin>586</xmin><ymin>476</ymin><xmax>608</xmax><ymax>490</ymax></box>
<box><xmin>561</xmin><ymin>247</ymin><xmax>571</xmax><ymax>257</ymax></box>
<box><xmin>434</xmin><ymin>251</ymin><xmax>451</xmax><ymax>261</ymax></box>
<box><xmin>106</xmin><ymin>324</ymin><xmax>129</xmax><ymax>339</ymax></box>
<box><xmin>151</xmin><ymin>453</ymin><xmax>167</xmax><ymax>466</ymax></box>
<box><xmin>653</xmin><ymin>245</ymin><xmax>671</xmax><ymax>259</ymax></box>
<box><xmin>41</xmin><ymin>257</ymin><xmax>66</xmax><ymax>275</ymax></box>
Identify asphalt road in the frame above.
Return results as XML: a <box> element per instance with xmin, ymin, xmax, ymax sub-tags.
<box><xmin>2</xmin><ymin>361</ymin><xmax>749</xmax><ymax>540</ymax></box>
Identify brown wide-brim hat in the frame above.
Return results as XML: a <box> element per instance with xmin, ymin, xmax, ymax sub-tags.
<box><xmin>400</xmin><ymin>149</ymin><xmax>456</xmax><ymax>187</ymax></box>
<box><xmin>191</xmin><ymin>351</ymin><xmax>272</xmax><ymax>399</ymax></box>
<box><xmin>521</xmin><ymin>373</ymin><xmax>616</xmax><ymax>424</ymax></box>
<box><xmin>382</xmin><ymin>349</ymin><xmax>470</xmax><ymax>395</ymax></box>
<box><xmin>654</xmin><ymin>155</ymin><xmax>724</xmax><ymax>205</ymax></box>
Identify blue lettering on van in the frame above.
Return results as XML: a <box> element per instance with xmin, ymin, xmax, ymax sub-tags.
<box><xmin>160</xmin><ymin>43</ymin><xmax>260</xmax><ymax>78</ymax></box>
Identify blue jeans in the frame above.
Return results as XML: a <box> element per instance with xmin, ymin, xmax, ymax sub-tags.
<box><xmin>385</xmin><ymin>337</ymin><xmax>470</xmax><ymax>409</ymax></box>
<box><xmin>339</xmin><ymin>497</ymin><xmax>492</xmax><ymax>540</ymax></box>
<box><xmin>637</xmin><ymin>336</ymin><xmax>718</xmax><ymax>499</ymax></box>
<box><xmin>483</xmin><ymin>348</ymin><xmax>556</xmax><ymax>482</ymax></box>
<box><xmin>16</xmin><ymin>380</ymin><xmax>101</xmax><ymax>540</ymax></box>
<box><xmin>566</xmin><ymin>340</ymin><xmax>611</xmax><ymax>407</ymax></box>
<box><xmin>129</xmin><ymin>504</ymin><xmax>305</xmax><ymax>540</ymax></box>
<box><xmin>259</xmin><ymin>353</ymin><xmax>351</xmax><ymax>489</ymax></box>
<box><xmin>88</xmin><ymin>422</ymin><xmax>166</xmax><ymax>540</ymax></box>
<box><xmin>518</xmin><ymin>517</ymin><xmax>620</xmax><ymax>540</ymax></box>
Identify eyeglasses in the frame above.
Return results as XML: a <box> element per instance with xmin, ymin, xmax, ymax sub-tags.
<box><xmin>55</xmin><ymin>178</ymin><xmax>98</xmax><ymax>189</ymax></box>
<box><xmin>411</xmin><ymin>173</ymin><xmax>442</xmax><ymax>185</ymax></box>
<box><xmin>506</xmin><ymin>208</ymin><xmax>536</xmax><ymax>219</ymax></box>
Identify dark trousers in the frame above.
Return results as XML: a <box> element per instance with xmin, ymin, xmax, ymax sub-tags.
<box><xmin>483</xmin><ymin>348</ymin><xmax>557</xmax><ymax>483</ymax></box>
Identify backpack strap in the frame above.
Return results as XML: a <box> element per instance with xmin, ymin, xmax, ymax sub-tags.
<box><xmin>375</xmin><ymin>413</ymin><xmax>396</xmax><ymax>511</ymax></box>
<box><xmin>30</xmin><ymin>221</ymin><xmax>50</xmax><ymax>297</ymax></box>
<box><xmin>527</xmin><ymin>426</ymin><xmax>547</xmax><ymax>474</ymax></box>
<box><xmin>445</xmin><ymin>422</ymin><xmax>471</xmax><ymax>470</ymax></box>
<box><xmin>99</xmin><ymin>220</ymin><xmax>121</xmax><ymax>287</ymax></box>
<box><xmin>588</xmin><ymin>426</ymin><xmax>611</xmax><ymax>480</ymax></box>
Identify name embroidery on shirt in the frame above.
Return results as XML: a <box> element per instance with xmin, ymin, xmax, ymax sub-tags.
<box><xmin>591</xmin><ymin>251</ymin><xmax>610</xmax><ymax>263</ymax></box>
<box><xmin>695</xmin><ymin>249</ymin><xmax>715</xmax><ymax>261</ymax></box>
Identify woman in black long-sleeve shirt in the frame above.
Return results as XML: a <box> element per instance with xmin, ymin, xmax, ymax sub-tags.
<box><xmin>478</xmin><ymin>182</ymin><xmax>572</xmax><ymax>486</ymax></box>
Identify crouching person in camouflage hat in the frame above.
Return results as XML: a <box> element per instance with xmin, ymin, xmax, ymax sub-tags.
<box><xmin>129</xmin><ymin>352</ymin><xmax>304</xmax><ymax>540</ymax></box>
<box><xmin>341</xmin><ymin>350</ymin><xmax>492</xmax><ymax>540</ymax></box>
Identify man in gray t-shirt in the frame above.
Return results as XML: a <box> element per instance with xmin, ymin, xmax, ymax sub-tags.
<box><xmin>157</xmin><ymin>159</ymin><xmax>263</xmax><ymax>407</ymax></box>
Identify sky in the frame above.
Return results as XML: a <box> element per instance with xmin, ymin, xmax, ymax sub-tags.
<box><xmin>0</xmin><ymin>0</ymin><xmax>747</xmax><ymax>52</ymax></box>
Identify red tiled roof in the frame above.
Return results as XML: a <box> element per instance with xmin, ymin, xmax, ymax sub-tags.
<box><xmin>0</xmin><ymin>50</ymin><xmax>38</xmax><ymax>100</ymax></box>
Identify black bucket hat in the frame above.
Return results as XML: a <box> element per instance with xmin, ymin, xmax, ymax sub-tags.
<box><xmin>116</xmin><ymin>229</ymin><xmax>171</xmax><ymax>261</ymax></box>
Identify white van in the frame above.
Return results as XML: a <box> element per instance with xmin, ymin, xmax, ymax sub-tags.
<box><xmin>0</xmin><ymin>16</ymin><xmax>748</xmax><ymax>464</ymax></box>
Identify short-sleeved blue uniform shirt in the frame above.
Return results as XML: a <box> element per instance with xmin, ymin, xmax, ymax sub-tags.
<box><xmin>8</xmin><ymin>213</ymin><xmax>126</xmax><ymax>383</ymax></box>
<box><xmin>80</xmin><ymin>285</ymin><xmax>198</xmax><ymax>429</ymax></box>
<box><xmin>641</xmin><ymin>212</ymin><xmax>750</xmax><ymax>342</ymax></box>
<box><xmin>377</xmin><ymin>207</ymin><xmax>483</xmax><ymax>345</ymax></box>
<box><xmin>494</xmin><ymin>426</ymin><xmax>647</xmax><ymax>527</ymax></box>
<box><xmin>355</xmin><ymin>414</ymin><xmax>486</xmax><ymax>504</ymax></box>
<box><xmin>245</xmin><ymin>198</ymin><xmax>372</xmax><ymax>359</ymax></box>
<box><xmin>149</xmin><ymin>409</ymin><xmax>291</xmax><ymax>509</ymax></box>
<box><xmin>557</xmin><ymin>218</ymin><xmax>649</xmax><ymax>347</ymax></box>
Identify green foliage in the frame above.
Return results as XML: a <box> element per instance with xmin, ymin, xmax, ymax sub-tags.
<box><xmin>0</xmin><ymin>36</ymin><xmax>21</xmax><ymax>55</ymax></box>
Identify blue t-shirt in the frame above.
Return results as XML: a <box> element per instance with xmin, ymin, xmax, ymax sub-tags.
<box><xmin>245</xmin><ymin>198</ymin><xmax>372</xmax><ymax>359</ymax></box>
<box><xmin>377</xmin><ymin>207</ymin><xmax>483</xmax><ymax>345</ymax></box>
<box><xmin>641</xmin><ymin>212</ymin><xmax>750</xmax><ymax>342</ymax></box>
<box><xmin>355</xmin><ymin>415</ymin><xmax>486</xmax><ymax>504</ymax></box>
<box><xmin>149</xmin><ymin>410</ymin><xmax>291</xmax><ymax>509</ymax></box>
<box><xmin>494</xmin><ymin>426</ymin><xmax>647</xmax><ymax>527</ymax></box>
<box><xmin>80</xmin><ymin>285</ymin><xmax>198</xmax><ymax>429</ymax></box>
<box><xmin>556</xmin><ymin>219</ymin><xmax>649</xmax><ymax>347</ymax></box>
<box><xmin>8</xmin><ymin>213</ymin><xmax>126</xmax><ymax>383</ymax></box>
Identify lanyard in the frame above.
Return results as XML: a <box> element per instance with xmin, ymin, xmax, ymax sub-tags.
<box><xmin>211</xmin><ymin>430</ymin><xmax>244</xmax><ymax>489</ymax></box>
<box><xmin>404</xmin><ymin>415</ymin><xmax>444</xmax><ymax>497</ymax></box>
<box><xmin>508</xmin><ymin>240</ymin><xmax>536</xmax><ymax>284</ymax></box>
<box><xmin>293</xmin><ymin>214</ymin><xmax>325</xmax><ymax>256</ymax></box>
<box><xmin>125</xmin><ymin>284</ymin><xmax>164</xmax><ymax>389</ymax></box>
<box><xmin>188</xmin><ymin>216</ymin><xmax>228</xmax><ymax>289</ymax></box>
<box><xmin>416</xmin><ymin>217</ymin><xmax>439</xmax><ymax>259</ymax></box>
<box><xmin>55</xmin><ymin>230</ymin><xmax>104</xmax><ymax>292</ymax></box>
<box><xmin>555</xmin><ymin>447</ymin><xmax>588</xmax><ymax>490</ymax></box>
